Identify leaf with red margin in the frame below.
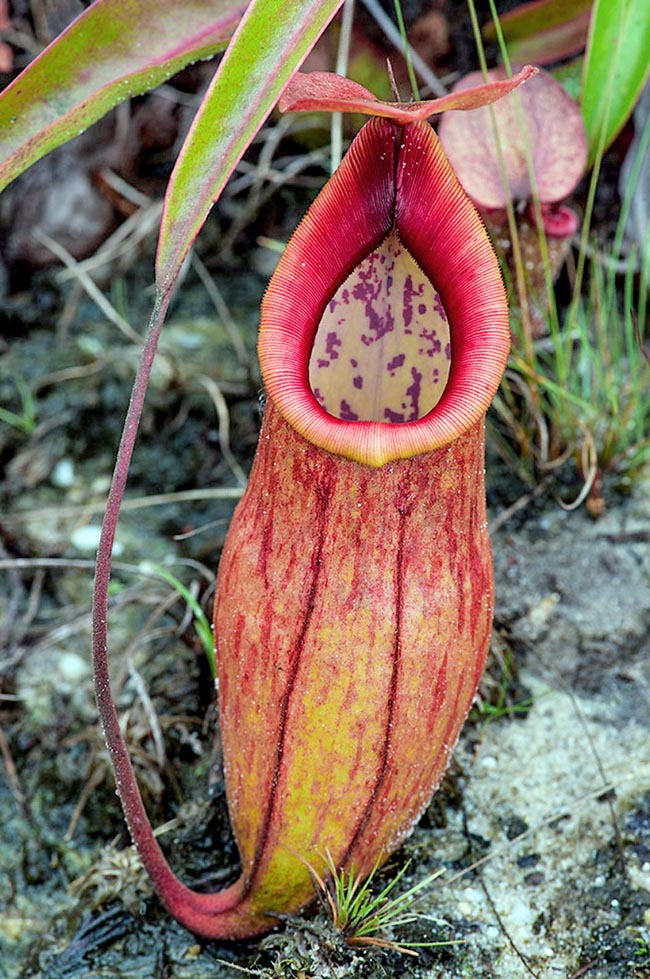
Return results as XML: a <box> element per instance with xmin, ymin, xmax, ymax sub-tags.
<box><xmin>278</xmin><ymin>66</ymin><xmax>538</xmax><ymax>123</ymax></box>
<box><xmin>0</xmin><ymin>0</ymin><xmax>248</xmax><ymax>194</ymax></box>
<box><xmin>483</xmin><ymin>0</ymin><xmax>592</xmax><ymax>65</ymax></box>
<box><xmin>155</xmin><ymin>0</ymin><xmax>345</xmax><ymax>296</ymax></box>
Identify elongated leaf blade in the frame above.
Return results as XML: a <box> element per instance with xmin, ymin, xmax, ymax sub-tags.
<box><xmin>582</xmin><ymin>0</ymin><xmax>650</xmax><ymax>166</ymax></box>
<box><xmin>507</xmin><ymin>12</ymin><xmax>591</xmax><ymax>65</ymax></box>
<box><xmin>483</xmin><ymin>0</ymin><xmax>592</xmax><ymax>40</ymax></box>
<box><xmin>0</xmin><ymin>0</ymin><xmax>248</xmax><ymax>193</ymax></box>
<box><xmin>156</xmin><ymin>0</ymin><xmax>345</xmax><ymax>295</ymax></box>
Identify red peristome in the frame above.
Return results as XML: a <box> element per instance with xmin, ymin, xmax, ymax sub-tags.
<box><xmin>279</xmin><ymin>66</ymin><xmax>538</xmax><ymax>123</ymax></box>
<box><xmin>259</xmin><ymin>117</ymin><xmax>510</xmax><ymax>467</ymax></box>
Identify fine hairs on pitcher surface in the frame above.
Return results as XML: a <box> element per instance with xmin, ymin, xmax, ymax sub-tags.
<box><xmin>93</xmin><ymin>67</ymin><xmax>535</xmax><ymax>940</ymax></box>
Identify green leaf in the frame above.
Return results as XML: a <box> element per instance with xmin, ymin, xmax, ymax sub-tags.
<box><xmin>155</xmin><ymin>0</ymin><xmax>345</xmax><ymax>296</ymax></box>
<box><xmin>581</xmin><ymin>0</ymin><xmax>650</xmax><ymax>167</ymax></box>
<box><xmin>0</xmin><ymin>0</ymin><xmax>248</xmax><ymax>193</ymax></box>
<box><xmin>142</xmin><ymin>563</ymin><xmax>216</xmax><ymax>677</ymax></box>
<box><xmin>551</xmin><ymin>58</ymin><xmax>584</xmax><ymax>103</ymax></box>
<box><xmin>483</xmin><ymin>0</ymin><xmax>592</xmax><ymax>40</ymax></box>
<box><xmin>483</xmin><ymin>0</ymin><xmax>592</xmax><ymax>66</ymax></box>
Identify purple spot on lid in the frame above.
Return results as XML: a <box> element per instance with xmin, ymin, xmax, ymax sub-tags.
<box><xmin>418</xmin><ymin>326</ymin><xmax>443</xmax><ymax>358</ymax></box>
<box><xmin>403</xmin><ymin>273</ymin><xmax>425</xmax><ymax>329</ymax></box>
<box><xmin>353</xmin><ymin>375</ymin><xmax>363</xmax><ymax>389</ymax></box>
<box><xmin>406</xmin><ymin>366</ymin><xmax>423</xmax><ymax>421</ymax></box>
<box><xmin>445</xmin><ymin>342</ymin><xmax>451</xmax><ymax>360</ymax></box>
<box><xmin>384</xmin><ymin>407</ymin><xmax>405</xmax><ymax>423</ymax></box>
<box><xmin>434</xmin><ymin>293</ymin><xmax>447</xmax><ymax>321</ymax></box>
<box><xmin>317</xmin><ymin>359</ymin><xmax>329</xmax><ymax>368</ymax></box>
<box><xmin>387</xmin><ymin>353</ymin><xmax>406</xmax><ymax>375</ymax></box>
<box><xmin>328</xmin><ymin>298</ymin><xmax>339</xmax><ymax>313</ymax></box>
<box><xmin>340</xmin><ymin>400</ymin><xmax>359</xmax><ymax>421</ymax></box>
<box><xmin>362</xmin><ymin>305</ymin><xmax>395</xmax><ymax>345</ymax></box>
<box><xmin>350</xmin><ymin>358</ymin><xmax>358</xmax><ymax>368</ymax></box>
<box><xmin>313</xmin><ymin>388</ymin><xmax>325</xmax><ymax>404</ymax></box>
<box><xmin>325</xmin><ymin>331</ymin><xmax>342</xmax><ymax>359</ymax></box>
<box><xmin>418</xmin><ymin>303</ymin><xmax>427</xmax><ymax>315</ymax></box>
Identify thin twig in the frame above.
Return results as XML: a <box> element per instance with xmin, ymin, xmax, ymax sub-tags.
<box><xmin>128</xmin><ymin>661</ymin><xmax>166</xmax><ymax>769</ymax></box>
<box><xmin>488</xmin><ymin>476</ymin><xmax>552</xmax><ymax>534</ymax></box>
<box><xmin>55</xmin><ymin>200</ymin><xmax>163</xmax><ymax>283</ymax></box>
<box><xmin>3</xmin><ymin>486</ymin><xmax>245</xmax><ymax>523</ymax></box>
<box><xmin>33</xmin><ymin>229</ymin><xmax>144</xmax><ymax>344</ymax></box>
<box><xmin>0</xmin><ymin>724</ymin><xmax>34</xmax><ymax>824</ymax></box>
<box><xmin>0</xmin><ymin>542</ymin><xmax>24</xmax><ymax>648</ymax></box>
<box><xmin>31</xmin><ymin>357</ymin><xmax>111</xmax><ymax>393</ymax></box>
<box><xmin>190</xmin><ymin>254</ymin><xmax>250</xmax><ymax>368</ymax></box>
<box><xmin>196</xmin><ymin>375</ymin><xmax>248</xmax><ymax>486</ymax></box>
<box><xmin>96</xmin><ymin>168</ymin><xmax>152</xmax><ymax>209</ymax></box>
<box><xmin>476</xmin><ymin>865</ymin><xmax>540</xmax><ymax>979</ymax></box>
<box><xmin>360</xmin><ymin>0</ymin><xmax>447</xmax><ymax>97</ymax></box>
<box><xmin>558</xmin><ymin>429</ymin><xmax>598</xmax><ymax>511</ymax></box>
<box><xmin>65</xmin><ymin>765</ymin><xmax>106</xmax><ymax>840</ymax></box>
<box><xmin>550</xmin><ymin>673</ymin><xmax>626</xmax><ymax>868</ymax></box>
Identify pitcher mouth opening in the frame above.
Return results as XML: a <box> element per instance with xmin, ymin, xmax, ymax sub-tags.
<box><xmin>258</xmin><ymin>118</ymin><xmax>510</xmax><ymax>468</ymax></box>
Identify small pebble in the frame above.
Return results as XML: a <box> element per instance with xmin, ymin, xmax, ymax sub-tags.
<box><xmin>58</xmin><ymin>652</ymin><xmax>88</xmax><ymax>683</ymax></box>
<box><xmin>71</xmin><ymin>524</ymin><xmax>123</xmax><ymax>556</ymax></box>
<box><xmin>51</xmin><ymin>458</ymin><xmax>75</xmax><ymax>488</ymax></box>
<box><xmin>71</xmin><ymin>524</ymin><xmax>102</xmax><ymax>551</ymax></box>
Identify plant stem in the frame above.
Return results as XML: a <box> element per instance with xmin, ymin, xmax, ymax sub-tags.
<box><xmin>331</xmin><ymin>0</ymin><xmax>355</xmax><ymax>173</ymax></box>
<box><xmin>393</xmin><ymin>0</ymin><xmax>419</xmax><ymax>100</ymax></box>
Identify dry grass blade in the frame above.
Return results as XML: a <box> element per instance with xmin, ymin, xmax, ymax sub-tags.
<box><xmin>2</xmin><ymin>486</ymin><xmax>245</xmax><ymax>524</ymax></box>
<box><xmin>360</xmin><ymin>0</ymin><xmax>446</xmax><ymax>97</ymax></box>
<box><xmin>197</xmin><ymin>374</ymin><xmax>248</xmax><ymax>486</ymax></box>
<box><xmin>32</xmin><ymin>228</ymin><xmax>144</xmax><ymax>344</ymax></box>
<box><xmin>191</xmin><ymin>254</ymin><xmax>251</xmax><ymax>368</ymax></box>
